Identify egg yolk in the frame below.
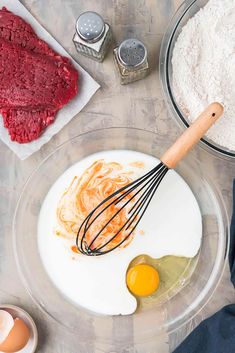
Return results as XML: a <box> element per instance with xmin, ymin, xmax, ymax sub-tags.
<box><xmin>126</xmin><ymin>264</ymin><xmax>160</xmax><ymax>297</ymax></box>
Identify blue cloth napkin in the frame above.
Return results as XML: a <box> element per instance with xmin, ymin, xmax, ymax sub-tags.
<box><xmin>174</xmin><ymin>180</ymin><xmax>235</xmax><ymax>353</ymax></box>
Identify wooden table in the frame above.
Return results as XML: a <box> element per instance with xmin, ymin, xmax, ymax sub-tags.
<box><xmin>0</xmin><ymin>0</ymin><xmax>235</xmax><ymax>352</ymax></box>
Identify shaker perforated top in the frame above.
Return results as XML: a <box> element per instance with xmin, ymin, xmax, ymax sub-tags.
<box><xmin>118</xmin><ymin>39</ymin><xmax>147</xmax><ymax>67</ymax></box>
<box><xmin>76</xmin><ymin>11</ymin><xmax>105</xmax><ymax>43</ymax></box>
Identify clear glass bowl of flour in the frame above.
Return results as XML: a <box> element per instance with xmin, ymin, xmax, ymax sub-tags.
<box><xmin>160</xmin><ymin>0</ymin><xmax>235</xmax><ymax>159</ymax></box>
<box><xmin>13</xmin><ymin>128</ymin><xmax>229</xmax><ymax>347</ymax></box>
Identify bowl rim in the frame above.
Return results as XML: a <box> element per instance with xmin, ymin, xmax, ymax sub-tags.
<box><xmin>159</xmin><ymin>0</ymin><xmax>235</xmax><ymax>159</ymax></box>
<box><xmin>12</xmin><ymin>127</ymin><xmax>230</xmax><ymax>338</ymax></box>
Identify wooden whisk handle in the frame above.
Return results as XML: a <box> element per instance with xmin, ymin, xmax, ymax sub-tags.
<box><xmin>161</xmin><ymin>102</ymin><xmax>224</xmax><ymax>169</ymax></box>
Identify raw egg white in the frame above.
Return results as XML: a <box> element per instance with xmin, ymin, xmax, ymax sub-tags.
<box><xmin>38</xmin><ymin>150</ymin><xmax>202</xmax><ymax>315</ymax></box>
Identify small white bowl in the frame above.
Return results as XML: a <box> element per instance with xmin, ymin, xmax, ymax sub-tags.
<box><xmin>0</xmin><ymin>304</ymin><xmax>38</xmax><ymax>353</ymax></box>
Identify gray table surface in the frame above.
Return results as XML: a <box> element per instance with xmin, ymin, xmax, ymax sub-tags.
<box><xmin>0</xmin><ymin>0</ymin><xmax>235</xmax><ymax>352</ymax></box>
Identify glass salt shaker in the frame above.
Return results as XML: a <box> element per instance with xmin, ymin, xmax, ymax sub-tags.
<box><xmin>113</xmin><ymin>39</ymin><xmax>149</xmax><ymax>84</ymax></box>
<box><xmin>73</xmin><ymin>11</ymin><xmax>112</xmax><ymax>62</ymax></box>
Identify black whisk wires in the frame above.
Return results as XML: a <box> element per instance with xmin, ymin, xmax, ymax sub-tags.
<box><xmin>76</xmin><ymin>162</ymin><xmax>168</xmax><ymax>256</ymax></box>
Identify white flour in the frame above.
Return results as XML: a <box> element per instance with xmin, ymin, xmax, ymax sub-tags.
<box><xmin>172</xmin><ymin>0</ymin><xmax>235</xmax><ymax>151</ymax></box>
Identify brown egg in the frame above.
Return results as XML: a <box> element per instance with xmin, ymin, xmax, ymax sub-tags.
<box><xmin>0</xmin><ymin>318</ymin><xmax>30</xmax><ymax>353</ymax></box>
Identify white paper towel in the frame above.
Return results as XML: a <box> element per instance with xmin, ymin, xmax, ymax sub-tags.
<box><xmin>0</xmin><ymin>0</ymin><xmax>100</xmax><ymax>160</ymax></box>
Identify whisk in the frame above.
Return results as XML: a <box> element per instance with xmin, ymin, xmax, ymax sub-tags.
<box><xmin>76</xmin><ymin>103</ymin><xmax>224</xmax><ymax>256</ymax></box>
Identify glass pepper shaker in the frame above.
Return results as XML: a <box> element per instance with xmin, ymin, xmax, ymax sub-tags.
<box><xmin>73</xmin><ymin>11</ymin><xmax>112</xmax><ymax>62</ymax></box>
<box><xmin>113</xmin><ymin>39</ymin><xmax>149</xmax><ymax>84</ymax></box>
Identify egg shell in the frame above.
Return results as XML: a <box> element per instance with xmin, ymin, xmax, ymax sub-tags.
<box><xmin>0</xmin><ymin>318</ymin><xmax>30</xmax><ymax>353</ymax></box>
<box><xmin>0</xmin><ymin>310</ymin><xmax>14</xmax><ymax>344</ymax></box>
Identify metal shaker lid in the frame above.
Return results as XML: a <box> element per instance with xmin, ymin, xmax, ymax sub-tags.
<box><xmin>76</xmin><ymin>11</ymin><xmax>105</xmax><ymax>43</ymax></box>
<box><xmin>118</xmin><ymin>39</ymin><xmax>147</xmax><ymax>68</ymax></box>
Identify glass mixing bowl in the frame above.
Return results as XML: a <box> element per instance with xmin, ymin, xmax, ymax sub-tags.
<box><xmin>160</xmin><ymin>0</ymin><xmax>235</xmax><ymax>159</ymax></box>
<box><xmin>13</xmin><ymin>128</ymin><xmax>228</xmax><ymax>345</ymax></box>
